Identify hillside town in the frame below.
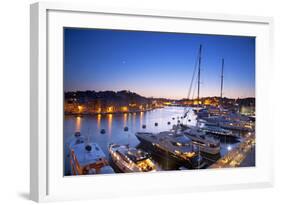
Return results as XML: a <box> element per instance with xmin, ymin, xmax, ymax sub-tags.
<box><xmin>64</xmin><ymin>90</ymin><xmax>255</xmax><ymax>116</ymax></box>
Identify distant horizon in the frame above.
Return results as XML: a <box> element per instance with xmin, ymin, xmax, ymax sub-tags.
<box><xmin>64</xmin><ymin>89</ymin><xmax>255</xmax><ymax>100</ymax></box>
<box><xmin>64</xmin><ymin>28</ymin><xmax>255</xmax><ymax>99</ymax></box>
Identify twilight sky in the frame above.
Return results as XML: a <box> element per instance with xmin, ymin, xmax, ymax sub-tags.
<box><xmin>64</xmin><ymin>28</ymin><xmax>255</xmax><ymax>99</ymax></box>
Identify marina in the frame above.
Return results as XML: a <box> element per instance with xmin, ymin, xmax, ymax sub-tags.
<box><xmin>64</xmin><ymin>106</ymin><xmax>253</xmax><ymax>175</ymax></box>
<box><xmin>63</xmin><ymin>31</ymin><xmax>256</xmax><ymax>176</ymax></box>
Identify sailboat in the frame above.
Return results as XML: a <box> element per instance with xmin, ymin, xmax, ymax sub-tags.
<box><xmin>172</xmin><ymin>45</ymin><xmax>221</xmax><ymax>155</ymax></box>
<box><xmin>198</xmin><ymin>58</ymin><xmax>254</xmax><ymax>133</ymax></box>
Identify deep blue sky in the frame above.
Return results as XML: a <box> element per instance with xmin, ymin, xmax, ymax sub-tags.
<box><xmin>64</xmin><ymin>28</ymin><xmax>255</xmax><ymax>99</ymax></box>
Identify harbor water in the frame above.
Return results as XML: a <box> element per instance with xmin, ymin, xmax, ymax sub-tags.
<box><xmin>64</xmin><ymin>106</ymin><xmax>241</xmax><ymax>175</ymax></box>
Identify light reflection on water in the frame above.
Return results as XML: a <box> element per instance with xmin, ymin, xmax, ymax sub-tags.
<box><xmin>64</xmin><ymin>106</ymin><xmax>239</xmax><ymax>175</ymax></box>
<box><xmin>75</xmin><ymin>116</ymin><xmax>81</xmax><ymax>132</ymax></box>
<box><xmin>97</xmin><ymin>114</ymin><xmax>101</xmax><ymax>129</ymax></box>
<box><xmin>107</xmin><ymin>114</ymin><xmax>113</xmax><ymax>137</ymax></box>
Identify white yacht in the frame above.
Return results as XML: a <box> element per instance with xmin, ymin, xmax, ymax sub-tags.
<box><xmin>199</xmin><ymin>124</ymin><xmax>238</xmax><ymax>139</ymax></box>
<box><xmin>135</xmin><ymin>131</ymin><xmax>205</xmax><ymax>169</ymax></box>
<box><xmin>201</xmin><ymin>114</ymin><xmax>254</xmax><ymax>132</ymax></box>
<box><xmin>109</xmin><ymin>144</ymin><xmax>157</xmax><ymax>173</ymax></box>
<box><xmin>68</xmin><ymin>132</ymin><xmax>114</xmax><ymax>175</ymax></box>
<box><xmin>183</xmin><ymin>126</ymin><xmax>221</xmax><ymax>155</ymax></box>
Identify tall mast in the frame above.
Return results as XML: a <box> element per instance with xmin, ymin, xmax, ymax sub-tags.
<box><xmin>197</xmin><ymin>44</ymin><xmax>202</xmax><ymax>103</ymax></box>
<box><xmin>220</xmin><ymin>58</ymin><xmax>224</xmax><ymax>99</ymax></box>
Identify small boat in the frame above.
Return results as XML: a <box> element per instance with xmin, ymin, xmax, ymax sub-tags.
<box><xmin>68</xmin><ymin>132</ymin><xmax>114</xmax><ymax>175</ymax></box>
<box><xmin>108</xmin><ymin>144</ymin><xmax>157</xmax><ymax>173</ymax></box>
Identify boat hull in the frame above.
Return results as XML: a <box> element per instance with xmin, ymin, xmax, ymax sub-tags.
<box><xmin>196</xmin><ymin>145</ymin><xmax>220</xmax><ymax>155</ymax></box>
<box><xmin>109</xmin><ymin>153</ymin><xmax>136</xmax><ymax>173</ymax></box>
<box><xmin>136</xmin><ymin>134</ymin><xmax>205</xmax><ymax>169</ymax></box>
<box><xmin>108</xmin><ymin>149</ymin><xmax>139</xmax><ymax>173</ymax></box>
<box><xmin>108</xmin><ymin>144</ymin><xmax>156</xmax><ymax>173</ymax></box>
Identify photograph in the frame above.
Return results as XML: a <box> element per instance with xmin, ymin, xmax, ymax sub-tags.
<box><xmin>63</xmin><ymin>27</ymin><xmax>256</xmax><ymax>176</ymax></box>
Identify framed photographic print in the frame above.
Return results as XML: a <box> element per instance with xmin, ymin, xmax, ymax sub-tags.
<box><xmin>30</xmin><ymin>2</ymin><xmax>274</xmax><ymax>202</ymax></box>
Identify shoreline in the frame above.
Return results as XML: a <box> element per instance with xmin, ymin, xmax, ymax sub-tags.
<box><xmin>63</xmin><ymin>105</ymin><xmax>217</xmax><ymax>117</ymax></box>
<box><xmin>64</xmin><ymin>107</ymin><xmax>161</xmax><ymax>116</ymax></box>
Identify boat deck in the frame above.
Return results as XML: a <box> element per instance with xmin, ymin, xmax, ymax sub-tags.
<box><xmin>71</xmin><ymin>143</ymin><xmax>106</xmax><ymax>167</ymax></box>
<box><xmin>110</xmin><ymin>144</ymin><xmax>149</xmax><ymax>163</ymax></box>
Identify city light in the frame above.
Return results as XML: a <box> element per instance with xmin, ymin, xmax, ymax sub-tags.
<box><xmin>227</xmin><ymin>145</ymin><xmax>232</xmax><ymax>151</ymax></box>
<box><xmin>107</xmin><ymin>106</ymin><xmax>114</xmax><ymax>113</ymax></box>
<box><xmin>121</xmin><ymin>106</ymin><xmax>128</xmax><ymax>112</ymax></box>
<box><xmin>78</xmin><ymin>105</ymin><xmax>83</xmax><ymax>112</ymax></box>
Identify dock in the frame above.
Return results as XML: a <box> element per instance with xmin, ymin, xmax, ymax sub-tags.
<box><xmin>210</xmin><ymin>132</ymin><xmax>255</xmax><ymax>168</ymax></box>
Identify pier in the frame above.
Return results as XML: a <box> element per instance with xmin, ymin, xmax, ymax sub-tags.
<box><xmin>210</xmin><ymin>132</ymin><xmax>255</xmax><ymax>168</ymax></box>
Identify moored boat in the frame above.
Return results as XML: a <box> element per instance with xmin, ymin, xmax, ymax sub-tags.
<box><xmin>135</xmin><ymin>131</ymin><xmax>205</xmax><ymax>169</ymax></box>
<box><xmin>183</xmin><ymin>126</ymin><xmax>221</xmax><ymax>155</ymax></box>
<box><xmin>108</xmin><ymin>144</ymin><xmax>157</xmax><ymax>173</ymax></box>
<box><xmin>68</xmin><ymin>132</ymin><xmax>114</xmax><ymax>175</ymax></box>
<box><xmin>200</xmin><ymin>125</ymin><xmax>238</xmax><ymax>139</ymax></box>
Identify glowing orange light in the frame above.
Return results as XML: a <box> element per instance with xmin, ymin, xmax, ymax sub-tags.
<box><xmin>163</xmin><ymin>102</ymin><xmax>172</xmax><ymax>105</ymax></box>
<box><xmin>77</xmin><ymin>105</ymin><xmax>83</xmax><ymax>112</ymax></box>
<box><xmin>121</xmin><ymin>106</ymin><xmax>128</xmax><ymax>112</ymax></box>
<box><xmin>107</xmin><ymin>106</ymin><xmax>113</xmax><ymax>113</ymax></box>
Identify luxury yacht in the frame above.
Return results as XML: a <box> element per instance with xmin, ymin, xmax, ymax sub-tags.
<box><xmin>219</xmin><ymin>120</ymin><xmax>254</xmax><ymax>132</ymax></box>
<box><xmin>68</xmin><ymin>132</ymin><xmax>114</xmax><ymax>175</ymax></box>
<box><xmin>135</xmin><ymin>131</ymin><xmax>205</xmax><ymax>169</ymax></box>
<box><xmin>200</xmin><ymin>125</ymin><xmax>238</xmax><ymax>138</ymax></box>
<box><xmin>108</xmin><ymin>144</ymin><xmax>157</xmax><ymax>173</ymax></box>
<box><xmin>183</xmin><ymin>126</ymin><xmax>221</xmax><ymax>155</ymax></box>
<box><xmin>201</xmin><ymin>114</ymin><xmax>254</xmax><ymax>132</ymax></box>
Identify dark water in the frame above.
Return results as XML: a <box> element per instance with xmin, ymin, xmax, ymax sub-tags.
<box><xmin>64</xmin><ymin>106</ymin><xmax>240</xmax><ymax>175</ymax></box>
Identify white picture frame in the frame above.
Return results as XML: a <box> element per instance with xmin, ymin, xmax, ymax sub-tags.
<box><xmin>30</xmin><ymin>2</ymin><xmax>274</xmax><ymax>202</ymax></box>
